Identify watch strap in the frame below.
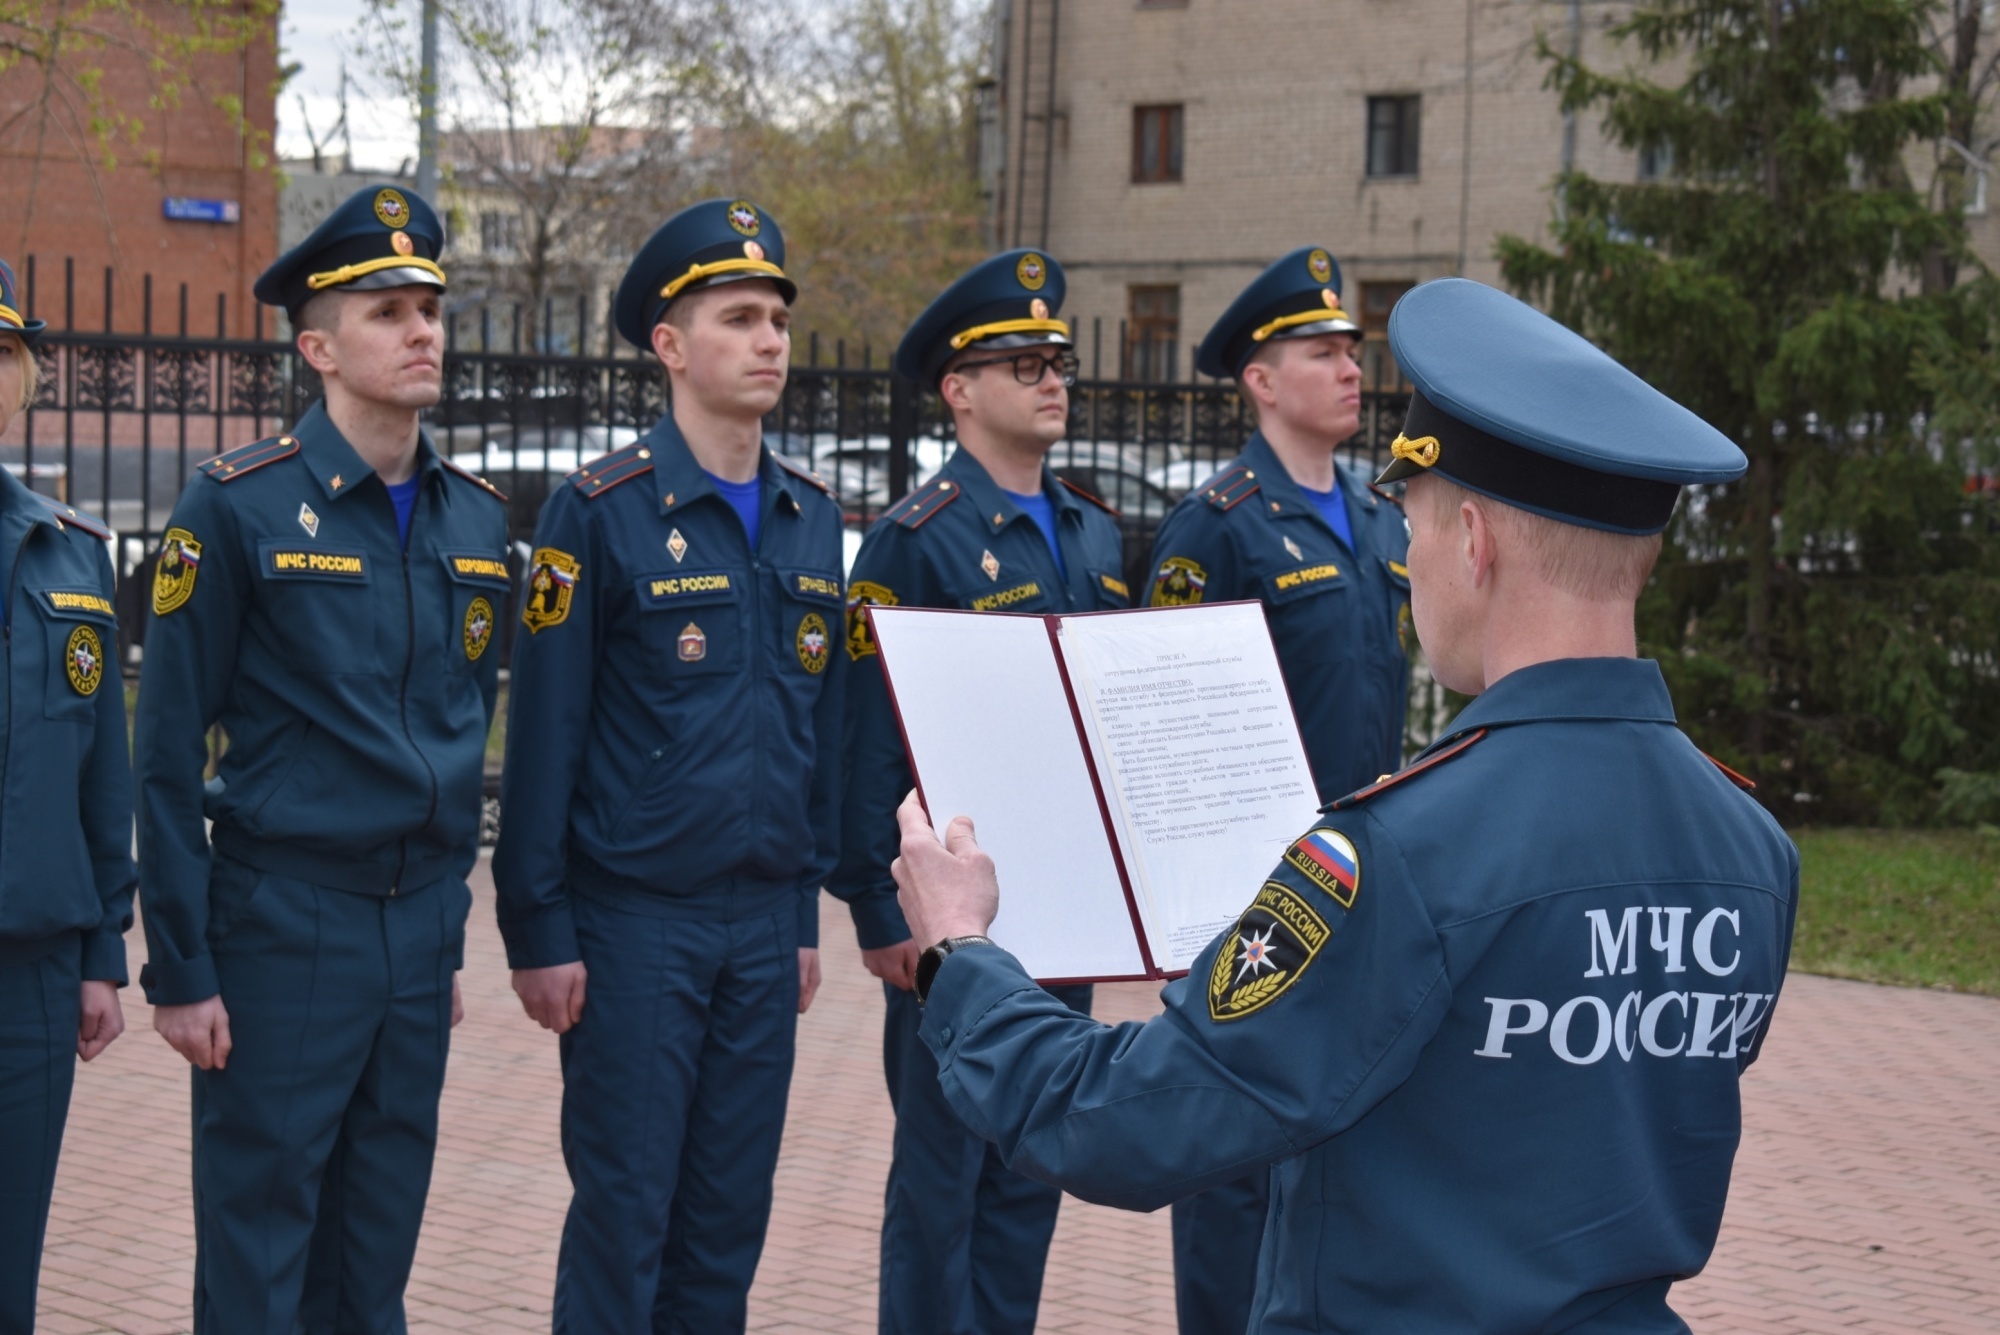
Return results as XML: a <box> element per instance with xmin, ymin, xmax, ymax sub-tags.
<box><xmin>914</xmin><ymin>934</ymin><xmax>995</xmax><ymax>1005</ymax></box>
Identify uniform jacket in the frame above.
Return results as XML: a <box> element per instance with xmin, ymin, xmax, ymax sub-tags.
<box><xmin>830</xmin><ymin>448</ymin><xmax>1130</xmax><ymax>948</ymax></box>
<box><xmin>492</xmin><ymin>418</ymin><xmax>846</xmax><ymax>967</ymax></box>
<box><xmin>1145</xmin><ymin>434</ymin><xmax>1410</xmax><ymax>801</ymax></box>
<box><xmin>919</xmin><ymin>657</ymin><xmax>1798</xmax><ymax>1333</ymax></box>
<box><xmin>0</xmin><ymin>470</ymin><xmax>134</xmax><ymax>978</ymax></box>
<box><xmin>134</xmin><ymin>402</ymin><xmax>509</xmax><ymax>1005</ymax></box>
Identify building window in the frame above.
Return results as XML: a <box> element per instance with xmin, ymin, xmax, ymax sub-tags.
<box><xmin>1358</xmin><ymin>281</ymin><xmax>1414</xmax><ymax>389</ymax></box>
<box><xmin>1132</xmin><ymin>105</ymin><xmax>1184</xmax><ymax>184</ymax></box>
<box><xmin>1637</xmin><ymin>143</ymin><xmax>1674</xmax><ymax>182</ymax></box>
<box><xmin>1126</xmin><ymin>285</ymin><xmax>1181</xmax><ymax>381</ymax></box>
<box><xmin>480</xmin><ymin>210</ymin><xmax>523</xmax><ymax>257</ymax></box>
<box><xmin>1365</xmin><ymin>96</ymin><xmax>1421</xmax><ymax>178</ymax></box>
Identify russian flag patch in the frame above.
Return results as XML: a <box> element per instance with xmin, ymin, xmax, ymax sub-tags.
<box><xmin>1284</xmin><ymin>827</ymin><xmax>1360</xmax><ymax>909</ymax></box>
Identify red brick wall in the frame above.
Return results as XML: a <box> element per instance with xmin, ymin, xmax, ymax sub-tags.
<box><xmin>0</xmin><ymin>1</ymin><xmax>279</xmax><ymax>336</ymax></box>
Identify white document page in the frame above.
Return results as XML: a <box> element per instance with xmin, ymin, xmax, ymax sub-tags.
<box><xmin>869</xmin><ymin>607</ymin><xmax>1149</xmax><ymax>982</ymax></box>
<box><xmin>1057</xmin><ymin>602</ymin><xmax>1324</xmax><ymax>973</ymax></box>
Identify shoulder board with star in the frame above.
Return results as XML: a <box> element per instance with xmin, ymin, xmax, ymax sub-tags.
<box><xmin>1703</xmin><ymin>752</ymin><xmax>1757</xmax><ymax>792</ymax></box>
<box><xmin>198</xmin><ymin>433</ymin><xmax>300</xmax><ymax>484</ymax></box>
<box><xmin>569</xmin><ymin>443</ymin><xmax>655</xmax><ymax>499</ymax></box>
<box><xmin>1058</xmin><ymin>476</ymin><xmax>1121</xmax><ymax>517</ymax></box>
<box><xmin>772</xmin><ymin>451</ymin><xmax>833</xmax><ymax>496</ymax></box>
<box><xmin>888</xmin><ymin>476</ymin><xmax>963</xmax><ymax>530</ymax></box>
<box><xmin>439</xmin><ymin>455</ymin><xmax>508</xmax><ymax>503</ymax></box>
<box><xmin>1324</xmin><ymin>729</ymin><xmax>1487</xmax><ymax>812</ymax></box>
<box><xmin>33</xmin><ymin>493</ymin><xmax>111</xmax><ymax>539</ymax></box>
<box><xmin>1202</xmin><ymin>464</ymin><xmax>1262</xmax><ymax>512</ymax></box>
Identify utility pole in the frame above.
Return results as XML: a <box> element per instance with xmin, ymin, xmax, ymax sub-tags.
<box><xmin>416</xmin><ymin>0</ymin><xmax>440</xmax><ymax>197</ymax></box>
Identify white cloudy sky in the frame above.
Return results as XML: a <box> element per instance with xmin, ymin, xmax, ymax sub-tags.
<box><xmin>278</xmin><ymin>0</ymin><xmax>419</xmax><ymax>170</ymax></box>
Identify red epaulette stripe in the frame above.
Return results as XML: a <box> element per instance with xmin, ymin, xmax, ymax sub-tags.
<box><xmin>892</xmin><ymin>481</ymin><xmax>962</xmax><ymax>529</ymax></box>
<box><xmin>773</xmin><ymin>452</ymin><xmax>832</xmax><ymax>495</ymax></box>
<box><xmin>1704</xmin><ymin>752</ymin><xmax>1757</xmax><ymax>791</ymax></box>
<box><xmin>1327</xmin><ymin>729</ymin><xmax>1488</xmax><ymax>811</ymax></box>
<box><xmin>1368</xmin><ymin>482</ymin><xmax>1405</xmax><ymax>509</ymax></box>
<box><xmin>198</xmin><ymin>435</ymin><xmax>299</xmax><ymax>483</ymax></box>
<box><xmin>1059</xmin><ymin>476</ymin><xmax>1120</xmax><ymax>517</ymax></box>
<box><xmin>33</xmin><ymin>494</ymin><xmax>110</xmax><ymax>538</ymax></box>
<box><xmin>571</xmin><ymin>448</ymin><xmax>654</xmax><ymax>499</ymax></box>
<box><xmin>1204</xmin><ymin>466</ymin><xmax>1261</xmax><ymax>512</ymax></box>
<box><xmin>440</xmin><ymin>455</ymin><xmax>508</xmax><ymax>502</ymax></box>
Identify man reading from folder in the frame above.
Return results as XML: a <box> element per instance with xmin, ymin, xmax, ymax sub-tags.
<box><xmin>887</xmin><ymin>279</ymin><xmax>1800</xmax><ymax>1334</ymax></box>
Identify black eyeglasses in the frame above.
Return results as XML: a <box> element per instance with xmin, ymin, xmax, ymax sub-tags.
<box><xmin>954</xmin><ymin>349</ymin><xmax>1080</xmax><ymax>388</ymax></box>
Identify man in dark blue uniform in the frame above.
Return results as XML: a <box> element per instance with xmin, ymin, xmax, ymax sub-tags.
<box><xmin>888</xmin><ymin>278</ymin><xmax>1798</xmax><ymax>1334</ymax></box>
<box><xmin>493</xmin><ymin>198</ymin><xmax>844</xmax><ymax>1333</ymax></box>
<box><xmin>1149</xmin><ymin>249</ymin><xmax>1411</xmax><ymax>1333</ymax></box>
<box><xmin>831</xmin><ymin>250</ymin><xmax>1128</xmax><ymax>1335</ymax></box>
<box><xmin>134</xmin><ymin>186</ymin><xmax>509</xmax><ymax>1333</ymax></box>
<box><xmin>0</xmin><ymin>256</ymin><xmax>136</xmax><ymax>1333</ymax></box>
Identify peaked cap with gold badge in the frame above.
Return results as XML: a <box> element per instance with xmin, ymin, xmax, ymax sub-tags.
<box><xmin>253</xmin><ymin>184</ymin><xmax>446</xmax><ymax>321</ymax></box>
<box><xmin>0</xmin><ymin>257</ymin><xmax>46</xmax><ymax>346</ymax></box>
<box><xmin>893</xmin><ymin>248</ymin><xmax>1072</xmax><ymax>388</ymax></box>
<box><xmin>612</xmin><ymin>198</ymin><xmax>797</xmax><ymax>350</ymax></box>
<box><xmin>1193</xmin><ymin>245</ymin><xmax>1361</xmax><ymax>380</ymax></box>
<box><xmin>1374</xmin><ymin>279</ymin><xmax>1747</xmax><ymax>535</ymax></box>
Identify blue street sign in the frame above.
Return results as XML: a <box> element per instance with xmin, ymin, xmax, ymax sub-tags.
<box><xmin>163</xmin><ymin>198</ymin><xmax>241</xmax><ymax>224</ymax></box>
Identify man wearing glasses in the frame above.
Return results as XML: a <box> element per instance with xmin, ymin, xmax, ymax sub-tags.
<box><xmin>831</xmin><ymin>250</ymin><xmax>1129</xmax><ymax>1335</ymax></box>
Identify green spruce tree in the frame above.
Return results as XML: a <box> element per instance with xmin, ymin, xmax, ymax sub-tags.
<box><xmin>1498</xmin><ymin>0</ymin><xmax>2000</xmax><ymax>825</ymax></box>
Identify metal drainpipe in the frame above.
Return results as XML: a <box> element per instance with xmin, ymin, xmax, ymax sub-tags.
<box><xmin>1039</xmin><ymin>0</ymin><xmax>1060</xmax><ymax>251</ymax></box>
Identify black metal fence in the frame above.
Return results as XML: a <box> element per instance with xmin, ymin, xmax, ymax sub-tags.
<box><xmin>7</xmin><ymin>266</ymin><xmax>1410</xmax><ymax>662</ymax></box>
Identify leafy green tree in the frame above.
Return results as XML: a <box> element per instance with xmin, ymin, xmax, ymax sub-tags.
<box><xmin>1498</xmin><ymin>0</ymin><xmax>2000</xmax><ymax>825</ymax></box>
<box><xmin>0</xmin><ymin>0</ymin><xmax>277</xmax><ymax>253</ymax></box>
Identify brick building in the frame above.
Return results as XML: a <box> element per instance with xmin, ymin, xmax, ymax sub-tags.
<box><xmin>987</xmin><ymin>0</ymin><xmax>2000</xmax><ymax>384</ymax></box>
<box><xmin>0</xmin><ymin>0</ymin><xmax>279</xmax><ymax>336</ymax></box>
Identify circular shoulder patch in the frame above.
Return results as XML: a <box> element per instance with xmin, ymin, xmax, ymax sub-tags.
<box><xmin>796</xmin><ymin>611</ymin><xmax>830</xmax><ymax>674</ymax></box>
<box><xmin>463</xmin><ymin>596</ymin><xmax>495</xmax><ymax>661</ymax></box>
<box><xmin>1016</xmin><ymin>253</ymin><xmax>1048</xmax><ymax>291</ymax></box>
<box><xmin>374</xmin><ymin>188</ymin><xmax>409</xmax><ymax>227</ymax></box>
<box><xmin>728</xmin><ymin>201</ymin><xmax>762</xmax><ymax>236</ymax></box>
<box><xmin>1208</xmin><ymin>881</ymin><xmax>1331</xmax><ymax>1022</ymax></box>
<box><xmin>66</xmin><ymin>624</ymin><xmax>104</xmax><ymax>696</ymax></box>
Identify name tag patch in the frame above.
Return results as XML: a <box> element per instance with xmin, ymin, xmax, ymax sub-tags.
<box><xmin>265</xmin><ymin>547</ymin><xmax>368</xmax><ymax>579</ymax></box>
<box><xmin>449</xmin><ymin>553</ymin><xmax>511</xmax><ymax>583</ymax></box>
<box><xmin>1274</xmin><ymin>562</ymin><xmax>1340</xmax><ymax>592</ymax></box>
<box><xmin>39</xmin><ymin>589</ymin><xmax>116</xmax><ymax>618</ymax></box>
<box><xmin>644</xmin><ymin>572</ymin><xmax>734</xmax><ymax>602</ymax></box>
<box><xmin>971</xmin><ymin>581</ymin><xmax>1041</xmax><ymax>612</ymax></box>
<box><xmin>794</xmin><ymin>573</ymin><xmax>841</xmax><ymax>600</ymax></box>
<box><xmin>1208</xmin><ymin>881</ymin><xmax>1331</xmax><ymax>1022</ymax></box>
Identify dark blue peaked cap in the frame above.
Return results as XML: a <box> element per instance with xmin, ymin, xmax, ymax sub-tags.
<box><xmin>255</xmin><ymin>185</ymin><xmax>446</xmax><ymax>319</ymax></box>
<box><xmin>1194</xmin><ymin>245</ymin><xmax>1361</xmax><ymax>379</ymax></box>
<box><xmin>1376</xmin><ymin>279</ymin><xmax>1747</xmax><ymax>534</ymax></box>
<box><xmin>895</xmin><ymin>249</ymin><xmax>1071</xmax><ymax>386</ymax></box>
<box><xmin>0</xmin><ymin>258</ymin><xmax>44</xmax><ymax>346</ymax></box>
<box><xmin>613</xmin><ymin>198</ymin><xmax>796</xmax><ymax>350</ymax></box>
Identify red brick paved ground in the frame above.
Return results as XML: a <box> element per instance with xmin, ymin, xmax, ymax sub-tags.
<box><xmin>39</xmin><ymin>859</ymin><xmax>2000</xmax><ymax>1333</ymax></box>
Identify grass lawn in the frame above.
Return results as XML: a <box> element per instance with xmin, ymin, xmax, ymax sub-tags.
<box><xmin>1791</xmin><ymin>828</ymin><xmax>2000</xmax><ymax>996</ymax></box>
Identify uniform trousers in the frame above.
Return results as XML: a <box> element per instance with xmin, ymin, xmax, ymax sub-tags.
<box><xmin>1171</xmin><ymin>1170</ymin><xmax>1269</xmax><ymax>1335</ymax></box>
<box><xmin>0</xmin><ymin>939</ymin><xmax>81</xmax><ymax>1335</ymax></box>
<box><xmin>553</xmin><ymin>892</ymin><xmax>800</xmax><ymax>1335</ymax></box>
<box><xmin>878</xmin><ymin>980</ymin><xmax>1092</xmax><ymax>1335</ymax></box>
<box><xmin>190</xmin><ymin>860</ymin><xmax>465</xmax><ymax>1335</ymax></box>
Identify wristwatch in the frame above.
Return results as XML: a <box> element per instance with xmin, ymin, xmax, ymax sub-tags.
<box><xmin>914</xmin><ymin>935</ymin><xmax>995</xmax><ymax>1005</ymax></box>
